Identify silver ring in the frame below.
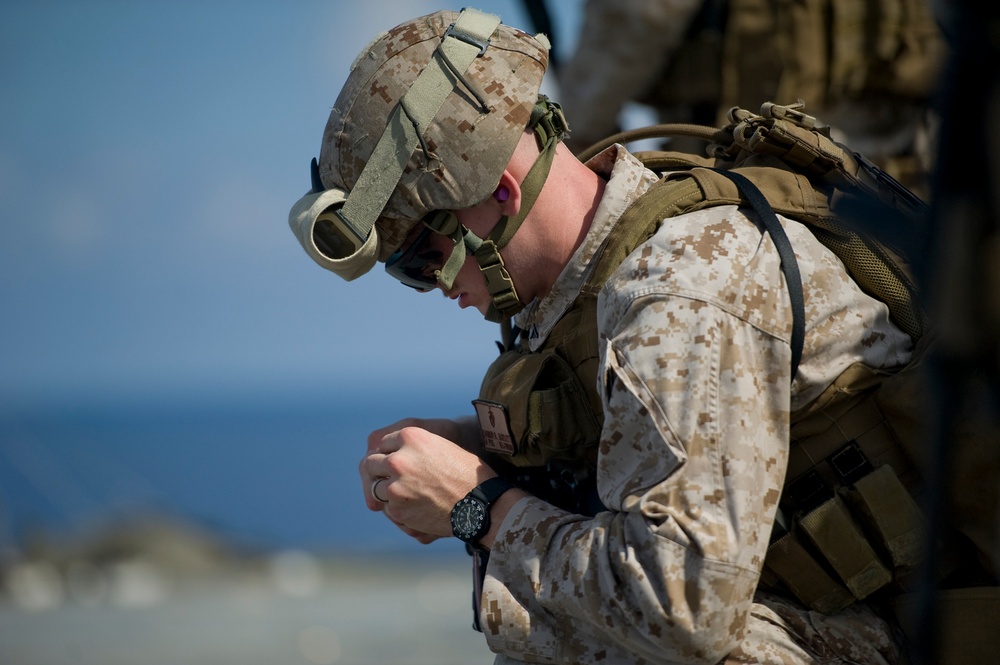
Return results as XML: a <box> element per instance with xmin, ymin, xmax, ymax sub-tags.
<box><xmin>371</xmin><ymin>477</ymin><xmax>389</xmax><ymax>504</ymax></box>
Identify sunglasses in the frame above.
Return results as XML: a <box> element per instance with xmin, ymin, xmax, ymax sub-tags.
<box><xmin>384</xmin><ymin>225</ymin><xmax>444</xmax><ymax>291</ymax></box>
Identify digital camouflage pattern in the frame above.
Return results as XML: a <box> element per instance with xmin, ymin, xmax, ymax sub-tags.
<box><xmin>318</xmin><ymin>10</ymin><xmax>549</xmax><ymax>260</ymax></box>
<box><xmin>481</xmin><ymin>146</ymin><xmax>911</xmax><ymax>664</ymax></box>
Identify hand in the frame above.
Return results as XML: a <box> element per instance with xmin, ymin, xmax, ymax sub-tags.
<box><xmin>361</xmin><ymin>417</ymin><xmax>475</xmax><ymax>523</ymax></box>
<box><xmin>361</xmin><ymin>425</ymin><xmax>496</xmax><ymax>539</ymax></box>
<box><xmin>367</xmin><ymin>416</ymin><xmax>480</xmax><ymax>453</ymax></box>
<box><xmin>383</xmin><ymin>513</ymin><xmax>442</xmax><ymax>545</ymax></box>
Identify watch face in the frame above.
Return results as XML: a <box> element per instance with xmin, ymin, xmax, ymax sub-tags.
<box><xmin>451</xmin><ymin>497</ymin><xmax>486</xmax><ymax>541</ymax></box>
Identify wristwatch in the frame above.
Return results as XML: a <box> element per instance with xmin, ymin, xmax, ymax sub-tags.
<box><xmin>450</xmin><ymin>477</ymin><xmax>515</xmax><ymax>545</ymax></box>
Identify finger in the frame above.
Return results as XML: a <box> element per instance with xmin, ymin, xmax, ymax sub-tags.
<box><xmin>361</xmin><ymin>451</ymin><xmax>390</xmax><ymax>483</ymax></box>
<box><xmin>366</xmin><ymin>417</ymin><xmax>420</xmax><ymax>453</ymax></box>
<box><xmin>366</xmin><ymin>426</ymin><xmax>392</xmax><ymax>453</ymax></box>
<box><xmin>374</xmin><ymin>427</ymin><xmax>405</xmax><ymax>454</ymax></box>
<box><xmin>361</xmin><ymin>427</ymin><xmax>415</xmax><ymax>478</ymax></box>
<box><xmin>359</xmin><ymin>459</ymin><xmax>388</xmax><ymax>512</ymax></box>
<box><xmin>388</xmin><ymin>515</ymin><xmax>441</xmax><ymax>544</ymax></box>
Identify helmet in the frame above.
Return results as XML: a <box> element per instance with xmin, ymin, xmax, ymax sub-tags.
<box><xmin>289</xmin><ymin>8</ymin><xmax>551</xmax><ymax>286</ymax></box>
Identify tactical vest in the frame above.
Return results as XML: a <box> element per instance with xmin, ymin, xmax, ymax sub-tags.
<box><xmin>477</xmin><ymin>162</ymin><xmax>929</xmax><ymax>608</ymax></box>
<box><xmin>473</xmin><ymin>105</ymin><xmax>999</xmax><ymax>655</ymax></box>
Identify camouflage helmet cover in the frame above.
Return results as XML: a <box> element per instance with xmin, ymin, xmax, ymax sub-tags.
<box><xmin>318</xmin><ymin>9</ymin><xmax>549</xmax><ymax>261</ymax></box>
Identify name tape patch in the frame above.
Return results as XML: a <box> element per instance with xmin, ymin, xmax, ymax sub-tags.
<box><xmin>472</xmin><ymin>399</ymin><xmax>517</xmax><ymax>456</ymax></box>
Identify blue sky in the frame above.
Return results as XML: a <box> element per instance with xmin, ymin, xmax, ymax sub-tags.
<box><xmin>0</xmin><ymin>1</ymin><xmax>597</xmax><ymax>553</ymax></box>
<box><xmin>0</xmin><ymin>1</ymin><xmax>583</xmax><ymax>409</ymax></box>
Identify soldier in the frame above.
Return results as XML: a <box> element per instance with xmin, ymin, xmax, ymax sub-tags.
<box><xmin>557</xmin><ymin>0</ymin><xmax>946</xmax><ymax>197</ymax></box>
<box><xmin>288</xmin><ymin>8</ymin><xmax>995</xmax><ymax>664</ymax></box>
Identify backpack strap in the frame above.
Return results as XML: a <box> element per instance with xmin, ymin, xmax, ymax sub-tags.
<box><xmin>715</xmin><ymin>169</ymin><xmax>805</xmax><ymax>377</ymax></box>
<box><xmin>579</xmin><ymin>178</ymin><xmax>701</xmax><ymax>298</ymax></box>
<box><xmin>582</xmin><ymin>170</ymin><xmax>806</xmax><ymax>378</ymax></box>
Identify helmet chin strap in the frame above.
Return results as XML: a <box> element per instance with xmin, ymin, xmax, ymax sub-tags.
<box><xmin>427</xmin><ymin>97</ymin><xmax>567</xmax><ymax>322</ymax></box>
<box><xmin>470</xmin><ymin>97</ymin><xmax>568</xmax><ymax>322</ymax></box>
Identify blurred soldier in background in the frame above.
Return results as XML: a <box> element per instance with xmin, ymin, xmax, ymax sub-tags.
<box><xmin>554</xmin><ymin>0</ymin><xmax>946</xmax><ymax>197</ymax></box>
<box><xmin>909</xmin><ymin>2</ymin><xmax>1000</xmax><ymax>663</ymax></box>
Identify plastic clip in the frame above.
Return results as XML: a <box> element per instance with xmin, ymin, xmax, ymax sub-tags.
<box><xmin>761</xmin><ymin>101</ymin><xmax>817</xmax><ymax>129</ymax></box>
<box><xmin>444</xmin><ymin>23</ymin><xmax>490</xmax><ymax>56</ymax></box>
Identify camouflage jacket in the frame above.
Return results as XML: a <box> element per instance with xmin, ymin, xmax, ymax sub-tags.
<box><xmin>481</xmin><ymin>147</ymin><xmax>912</xmax><ymax>664</ymax></box>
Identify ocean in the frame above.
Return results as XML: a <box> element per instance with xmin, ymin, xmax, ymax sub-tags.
<box><xmin>0</xmin><ymin>385</ymin><xmax>483</xmax><ymax>556</ymax></box>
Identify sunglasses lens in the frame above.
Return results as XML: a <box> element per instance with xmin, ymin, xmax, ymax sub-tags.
<box><xmin>385</xmin><ymin>226</ymin><xmax>442</xmax><ymax>291</ymax></box>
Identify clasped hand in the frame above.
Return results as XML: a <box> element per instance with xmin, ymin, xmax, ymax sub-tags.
<box><xmin>360</xmin><ymin>417</ymin><xmax>496</xmax><ymax>543</ymax></box>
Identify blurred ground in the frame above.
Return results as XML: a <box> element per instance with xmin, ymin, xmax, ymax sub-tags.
<box><xmin>0</xmin><ymin>516</ymin><xmax>493</xmax><ymax>665</ymax></box>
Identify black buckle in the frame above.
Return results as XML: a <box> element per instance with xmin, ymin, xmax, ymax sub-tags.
<box><xmin>829</xmin><ymin>441</ymin><xmax>874</xmax><ymax>486</ymax></box>
<box><xmin>785</xmin><ymin>469</ymin><xmax>833</xmax><ymax>514</ymax></box>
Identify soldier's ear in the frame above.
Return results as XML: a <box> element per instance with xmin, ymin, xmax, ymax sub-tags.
<box><xmin>494</xmin><ymin>170</ymin><xmax>520</xmax><ymax>216</ymax></box>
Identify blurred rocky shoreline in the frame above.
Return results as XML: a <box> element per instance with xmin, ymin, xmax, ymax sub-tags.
<box><xmin>0</xmin><ymin>513</ymin><xmax>491</xmax><ymax>664</ymax></box>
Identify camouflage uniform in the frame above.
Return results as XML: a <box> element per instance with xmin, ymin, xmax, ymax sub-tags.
<box><xmin>288</xmin><ymin>8</ymin><xmax>924</xmax><ymax>663</ymax></box>
<box><xmin>482</xmin><ymin>146</ymin><xmax>912</xmax><ymax>664</ymax></box>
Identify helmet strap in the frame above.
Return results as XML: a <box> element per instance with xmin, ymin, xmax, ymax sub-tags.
<box><xmin>474</xmin><ymin>97</ymin><xmax>568</xmax><ymax>320</ymax></box>
<box><xmin>333</xmin><ymin>9</ymin><xmax>501</xmax><ymax>248</ymax></box>
<box><xmin>421</xmin><ymin>97</ymin><xmax>567</xmax><ymax>321</ymax></box>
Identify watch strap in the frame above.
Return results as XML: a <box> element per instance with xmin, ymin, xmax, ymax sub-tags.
<box><xmin>451</xmin><ymin>476</ymin><xmax>515</xmax><ymax>545</ymax></box>
<box><xmin>469</xmin><ymin>476</ymin><xmax>515</xmax><ymax>506</ymax></box>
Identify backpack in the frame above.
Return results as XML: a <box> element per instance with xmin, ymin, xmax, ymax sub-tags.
<box><xmin>576</xmin><ymin>101</ymin><xmax>932</xmax><ymax>345</ymax></box>
<box><xmin>475</xmin><ymin>103</ymin><xmax>998</xmax><ymax>649</ymax></box>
